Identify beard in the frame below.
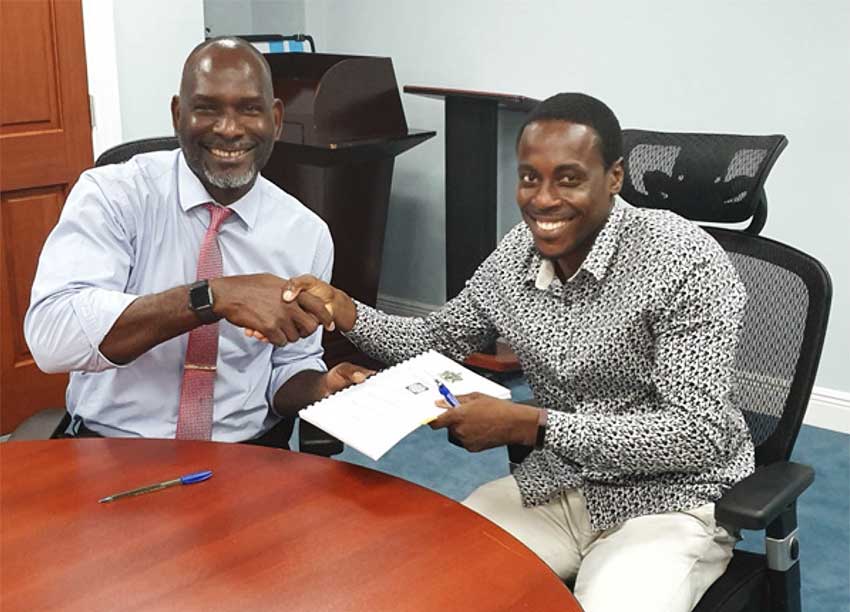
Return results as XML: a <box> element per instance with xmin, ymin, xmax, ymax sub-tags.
<box><xmin>201</xmin><ymin>161</ymin><xmax>257</xmax><ymax>189</ymax></box>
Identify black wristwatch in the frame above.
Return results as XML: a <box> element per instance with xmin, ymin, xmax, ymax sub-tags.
<box><xmin>188</xmin><ymin>280</ymin><xmax>218</xmax><ymax>324</ymax></box>
<box><xmin>534</xmin><ymin>409</ymin><xmax>548</xmax><ymax>450</ymax></box>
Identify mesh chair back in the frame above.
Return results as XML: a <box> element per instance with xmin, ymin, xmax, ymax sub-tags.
<box><xmin>95</xmin><ymin>137</ymin><xmax>179</xmax><ymax>167</ymax></box>
<box><xmin>621</xmin><ymin>130</ymin><xmax>787</xmax><ymax>234</ymax></box>
<box><xmin>619</xmin><ymin>129</ymin><xmax>831</xmax><ymax>466</ymax></box>
<box><xmin>708</xmin><ymin>228</ymin><xmax>831</xmax><ymax>465</ymax></box>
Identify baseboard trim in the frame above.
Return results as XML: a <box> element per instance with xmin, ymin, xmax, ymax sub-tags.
<box><xmin>375</xmin><ymin>294</ymin><xmax>850</xmax><ymax>435</ymax></box>
<box><xmin>804</xmin><ymin>387</ymin><xmax>850</xmax><ymax>434</ymax></box>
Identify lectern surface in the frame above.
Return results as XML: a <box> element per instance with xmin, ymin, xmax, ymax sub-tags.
<box><xmin>404</xmin><ymin>84</ymin><xmax>539</xmax><ymax>112</ymax></box>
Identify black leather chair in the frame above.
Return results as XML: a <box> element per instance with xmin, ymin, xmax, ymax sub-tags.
<box><xmin>11</xmin><ymin>137</ymin><xmax>343</xmax><ymax>456</ymax></box>
<box><xmin>507</xmin><ymin>129</ymin><xmax>830</xmax><ymax>612</ymax></box>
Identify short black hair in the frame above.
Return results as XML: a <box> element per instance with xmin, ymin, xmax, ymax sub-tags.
<box><xmin>517</xmin><ymin>93</ymin><xmax>623</xmax><ymax>169</ymax></box>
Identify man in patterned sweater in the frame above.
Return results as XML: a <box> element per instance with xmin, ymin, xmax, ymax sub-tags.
<box><xmin>263</xmin><ymin>93</ymin><xmax>755</xmax><ymax>612</ymax></box>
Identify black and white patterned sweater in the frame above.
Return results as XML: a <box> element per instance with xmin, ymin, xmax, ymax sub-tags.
<box><xmin>345</xmin><ymin>199</ymin><xmax>755</xmax><ymax>530</ymax></box>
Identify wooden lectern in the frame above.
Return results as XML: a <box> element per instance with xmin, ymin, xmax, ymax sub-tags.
<box><xmin>261</xmin><ymin>54</ymin><xmax>435</xmax><ymax>366</ymax></box>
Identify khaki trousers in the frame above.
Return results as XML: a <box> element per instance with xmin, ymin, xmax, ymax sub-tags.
<box><xmin>463</xmin><ymin>476</ymin><xmax>737</xmax><ymax>612</ymax></box>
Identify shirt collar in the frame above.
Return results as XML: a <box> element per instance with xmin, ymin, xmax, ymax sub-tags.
<box><xmin>177</xmin><ymin>151</ymin><xmax>260</xmax><ymax>229</ymax></box>
<box><xmin>525</xmin><ymin>197</ymin><xmax>628</xmax><ymax>290</ymax></box>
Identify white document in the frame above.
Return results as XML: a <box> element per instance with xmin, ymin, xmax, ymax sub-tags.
<box><xmin>298</xmin><ymin>350</ymin><xmax>512</xmax><ymax>461</ymax></box>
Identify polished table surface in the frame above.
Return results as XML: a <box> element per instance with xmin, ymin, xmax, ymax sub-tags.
<box><xmin>1</xmin><ymin>439</ymin><xmax>581</xmax><ymax>611</ymax></box>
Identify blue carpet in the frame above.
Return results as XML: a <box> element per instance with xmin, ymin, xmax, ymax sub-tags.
<box><xmin>731</xmin><ymin>424</ymin><xmax>850</xmax><ymax>612</ymax></box>
<box><xmin>788</xmin><ymin>425</ymin><xmax>849</xmax><ymax>611</ymax></box>
<box><xmin>306</xmin><ymin>375</ymin><xmax>850</xmax><ymax>612</ymax></box>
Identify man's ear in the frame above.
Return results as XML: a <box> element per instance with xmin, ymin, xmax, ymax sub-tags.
<box><xmin>272</xmin><ymin>98</ymin><xmax>284</xmax><ymax>139</ymax></box>
<box><xmin>170</xmin><ymin>95</ymin><xmax>181</xmax><ymax>134</ymax></box>
<box><xmin>608</xmin><ymin>157</ymin><xmax>624</xmax><ymax>195</ymax></box>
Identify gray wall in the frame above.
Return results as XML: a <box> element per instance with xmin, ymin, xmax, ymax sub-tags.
<box><xmin>204</xmin><ymin>0</ymin><xmax>305</xmax><ymax>38</ymax></box>
<box><xmin>303</xmin><ymin>0</ymin><xmax>849</xmax><ymax>392</ymax></box>
<box><xmin>204</xmin><ymin>0</ymin><xmax>254</xmax><ymax>37</ymax></box>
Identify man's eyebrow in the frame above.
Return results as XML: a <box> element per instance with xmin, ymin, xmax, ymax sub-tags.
<box><xmin>189</xmin><ymin>94</ymin><xmax>266</xmax><ymax>103</ymax></box>
<box><xmin>553</xmin><ymin>163</ymin><xmax>586</xmax><ymax>173</ymax></box>
<box><xmin>516</xmin><ymin>162</ymin><xmax>586</xmax><ymax>171</ymax></box>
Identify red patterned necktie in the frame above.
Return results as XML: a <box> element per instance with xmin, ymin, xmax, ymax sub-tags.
<box><xmin>176</xmin><ymin>203</ymin><xmax>234</xmax><ymax>440</ymax></box>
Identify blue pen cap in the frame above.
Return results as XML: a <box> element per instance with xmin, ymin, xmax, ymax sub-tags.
<box><xmin>180</xmin><ymin>470</ymin><xmax>213</xmax><ymax>485</ymax></box>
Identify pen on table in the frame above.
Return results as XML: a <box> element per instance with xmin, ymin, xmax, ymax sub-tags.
<box><xmin>98</xmin><ymin>470</ymin><xmax>213</xmax><ymax>504</ymax></box>
<box><xmin>435</xmin><ymin>380</ymin><xmax>460</xmax><ymax>408</ymax></box>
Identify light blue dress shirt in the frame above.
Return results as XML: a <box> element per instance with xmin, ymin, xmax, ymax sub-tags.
<box><xmin>24</xmin><ymin>150</ymin><xmax>333</xmax><ymax>441</ymax></box>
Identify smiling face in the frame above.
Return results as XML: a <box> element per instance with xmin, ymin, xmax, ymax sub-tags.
<box><xmin>516</xmin><ymin>120</ymin><xmax>623</xmax><ymax>278</ymax></box>
<box><xmin>171</xmin><ymin>42</ymin><xmax>283</xmax><ymax>205</ymax></box>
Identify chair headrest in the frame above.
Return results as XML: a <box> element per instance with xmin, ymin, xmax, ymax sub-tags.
<box><xmin>620</xmin><ymin>130</ymin><xmax>787</xmax><ymax>232</ymax></box>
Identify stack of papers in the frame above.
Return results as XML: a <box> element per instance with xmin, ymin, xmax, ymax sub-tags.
<box><xmin>299</xmin><ymin>350</ymin><xmax>511</xmax><ymax>460</ymax></box>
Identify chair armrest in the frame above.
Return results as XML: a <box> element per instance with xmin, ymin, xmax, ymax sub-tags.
<box><xmin>8</xmin><ymin>409</ymin><xmax>69</xmax><ymax>441</ymax></box>
<box><xmin>715</xmin><ymin>461</ymin><xmax>814</xmax><ymax>530</ymax></box>
<box><xmin>298</xmin><ymin>419</ymin><xmax>344</xmax><ymax>457</ymax></box>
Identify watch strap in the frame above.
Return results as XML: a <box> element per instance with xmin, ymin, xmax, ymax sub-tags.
<box><xmin>534</xmin><ymin>409</ymin><xmax>548</xmax><ymax>450</ymax></box>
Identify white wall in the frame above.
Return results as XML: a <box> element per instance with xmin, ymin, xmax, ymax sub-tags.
<box><xmin>112</xmin><ymin>1</ymin><xmax>205</xmax><ymax>142</ymax></box>
<box><xmin>81</xmin><ymin>0</ymin><xmax>122</xmax><ymax>160</ymax></box>
<box><xmin>82</xmin><ymin>0</ymin><xmax>204</xmax><ymax>155</ymax></box>
<box><xmin>305</xmin><ymin>0</ymin><xmax>850</xmax><ymax>394</ymax></box>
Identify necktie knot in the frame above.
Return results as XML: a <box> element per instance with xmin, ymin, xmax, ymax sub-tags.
<box><xmin>203</xmin><ymin>203</ymin><xmax>233</xmax><ymax>233</ymax></box>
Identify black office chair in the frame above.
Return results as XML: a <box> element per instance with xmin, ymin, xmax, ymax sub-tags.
<box><xmin>94</xmin><ymin>136</ymin><xmax>179</xmax><ymax>166</ymax></box>
<box><xmin>508</xmin><ymin>129</ymin><xmax>830</xmax><ymax>612</ymax></box>
<box><xmin>12</xmin><ymin>137</ymin><xmax>343</xmax><ymax>456</ymax></box>
<box><xmin>623</xmin><ymin>130</ymin><xmax>830</xmax><ymax>612</ymax></box>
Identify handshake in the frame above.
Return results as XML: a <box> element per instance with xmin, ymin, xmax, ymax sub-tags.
<box><xmin>208</xmin><ymin>273</ymin><xmax>354</xmax><ymax>346</ymax></box>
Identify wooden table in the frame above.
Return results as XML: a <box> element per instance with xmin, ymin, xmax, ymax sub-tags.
<box><xmin>1</xmin><ymin>440</ymin><xmax>581</xmax><ymax>611</ymax></box>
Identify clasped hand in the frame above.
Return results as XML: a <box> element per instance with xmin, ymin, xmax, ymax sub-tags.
<box><xmin>210</xmin><ymin>273</ymin><xmax>336</xmax><ymax>347</ymax></box>
<box><xmin>214</xmin><ymin>274</ymin><xmax>372</xmax><ymax>394</ymax></box>
<box><xmin>241</xmin><ymin>274</ymin><xmax>356</xmax><ymax>344</ymax></box>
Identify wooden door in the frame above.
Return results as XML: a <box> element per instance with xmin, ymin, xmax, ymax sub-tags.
<box><xmin>0</xmin><ymin>0</ymin><xmax>93</xmax><ymax>432</ymax></box>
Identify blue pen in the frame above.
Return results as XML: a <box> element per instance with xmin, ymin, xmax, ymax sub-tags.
<box><xmin>98</xmin><ymin>470</ymin><xmax>213</xmax><ymax>503</ymax></box>
<box><xmin>435</xmin><ymin>380</ymin><xmax>460</xmax><ymax>408</ymax></box>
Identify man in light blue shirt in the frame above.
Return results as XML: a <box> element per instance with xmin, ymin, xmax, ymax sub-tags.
<box><xmin>24</xmin><ymin>37</ymin><xmax>365</xmax><ymax>443</ymax></box>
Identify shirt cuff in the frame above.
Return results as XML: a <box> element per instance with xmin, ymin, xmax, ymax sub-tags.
<box><xmin>71</xmin><ymin>287</ymin><xmax>140</xmax><ymax>369</ymax></box>
<box><xmin>341</xmin><ymin>299</ymin><xmax>375</xmax><ymax>345</ymax></box>
<box><xmin>545</xmin><ymin>410</ymin><xmax>592</xmax><ymax>463</ymax></box>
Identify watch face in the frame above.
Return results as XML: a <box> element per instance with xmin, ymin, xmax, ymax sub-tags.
<box><xmin>190</xmin><ymin>282</ymin><xmax>212</xmax><ymax>310</ymax></box>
